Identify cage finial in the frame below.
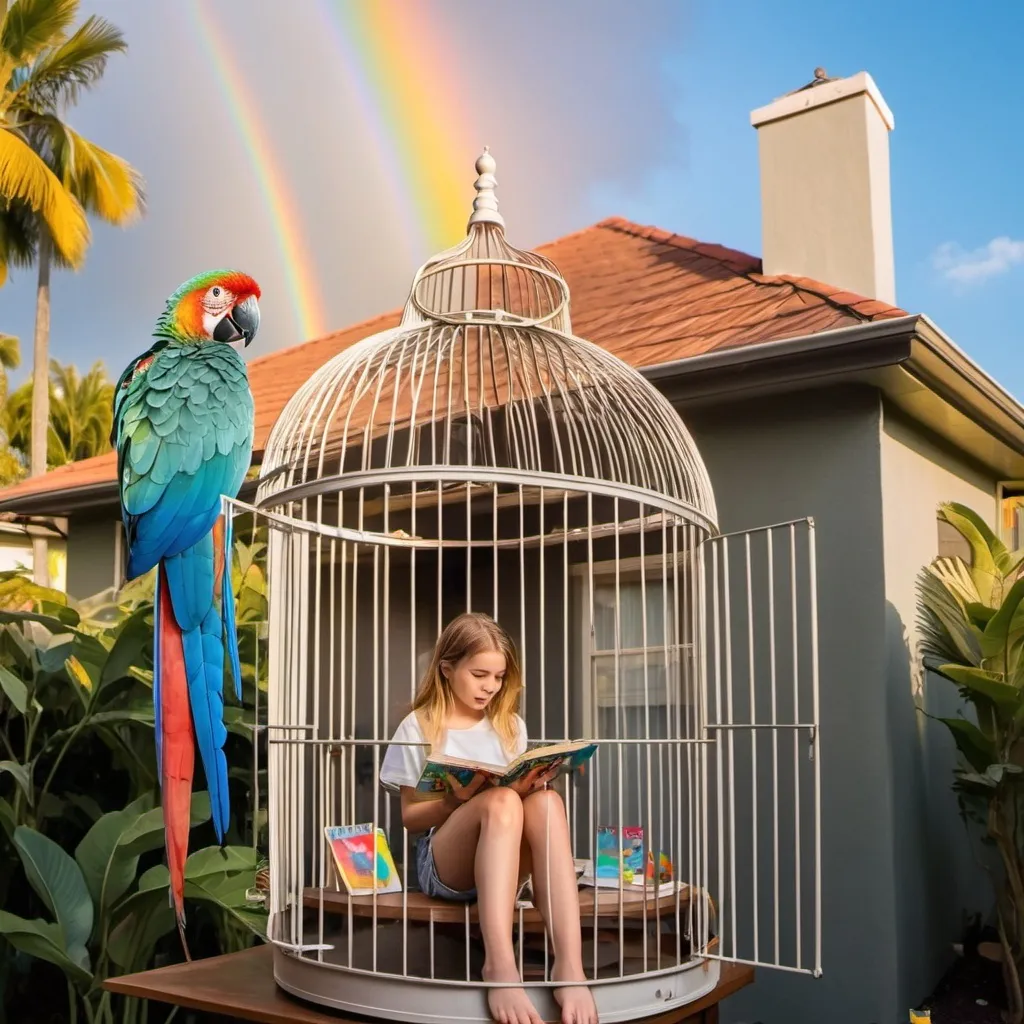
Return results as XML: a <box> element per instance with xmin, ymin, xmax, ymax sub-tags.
<box><xmin>467</xmin><ymin>146</ymin><xmax>504</xmax><ymax>229</ymax></box>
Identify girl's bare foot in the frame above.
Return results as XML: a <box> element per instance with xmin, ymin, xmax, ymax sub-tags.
<box><xmin>551</xmin><ymin>963</ymin><xmax>598</xmax><ymax>1024</ymax></box>
<box><xmin>482</xmin><ymin>960</ymin><xmax>544</xmax><ymax>1024</ymax></box>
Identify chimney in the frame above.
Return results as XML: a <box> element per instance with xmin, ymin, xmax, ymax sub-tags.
<box><xmin>751</xmin><ymin>69</ymin><xmax>896</xmax><ymax>305</ymax></box>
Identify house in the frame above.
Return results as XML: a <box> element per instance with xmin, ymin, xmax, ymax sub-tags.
<box><xmin>0</xmin><ymin>69</ymin><xmax>1016</xmax><ymax>1023</ymax></box>
<box><xmin>0</xmin><ymin>513</ymin><xmax>67</xmax><ymax>592</ymax></box>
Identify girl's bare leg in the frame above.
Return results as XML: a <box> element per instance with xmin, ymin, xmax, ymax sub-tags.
<box><xmin>522</xmin><ymin>789</ymin><xmax>598</xmax><ymax>1024</ymax></box>
<box><xmin>430</xmin><ymin>788</ymin><xmax>544</xmax><ymax>1024</ymax></box>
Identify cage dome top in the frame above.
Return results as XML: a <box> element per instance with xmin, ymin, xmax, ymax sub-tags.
<box><xmin>401</xmin><ymin>148</ymin><xmax>571</xmax><ymax>333</ymax></box>
<box><xmin>257</xmin><ymin>150</ymin><xmax>717</xmax><ymax>530</ymax></box>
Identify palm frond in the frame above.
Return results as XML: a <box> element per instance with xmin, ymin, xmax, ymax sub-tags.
<box><xmin>0</xmin><ymin>122</ymin><xmax>86</xmax><ymax>264</ymax></box>
<box><xmin>9</xmin><ymin>358</ymin><xmax>114</xmax><ymax>465</ymax></box>
<box><xmin>15</xmin><ymin>14</ymin><xmax>125</xmax><ymax>111</ymax></box>
<box><xmin>0</xmin><ymin>331</ymin><xmax>20</xmax><ymax>368</ymax></box>
<box><xmin>49</xmin><ymin>356</ymin><xmax>113</xmax><ymax>459</ymax></box>
<box><xmin>0</xmin><ymin>194</ymin><xmax>38</xmax><ymax>282</ymax></box>
<box><xmin>1</xmin><ymin>375</ymin><xmax>29</xmax><ymax>447</ymax></box>
<box><xmin>916</xmin><ymin>565</ymin><xmax>983</xmax><ymax>666</ymax></box>
<box><xmin>928</xmin><ymin>555</ymin><xmax>981</xmax><ymax>606</ymax></box>
<box><xmin>44</xmin><ymin>117</ymin><xmax>144</xmax><ymax>222</ymax></box>
<box><xmin>0</xmin><ymin>439</ymin><xmax>26</xmax><ymax>485</ymax></box>
<box><xmin>0</xmin><ymin>0</ymin><xmax>78</xmax><ymax>65</ymax></box>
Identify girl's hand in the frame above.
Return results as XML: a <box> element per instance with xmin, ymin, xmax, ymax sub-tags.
<box><xmin>444</xmin><ymin>771</ymin><xmax>490</xmax><ymax>809</ymax></box>
<box><xmin>508</xmin><ymin>763</ymin><xmax>556</xmax><ymax>797</ymax></box>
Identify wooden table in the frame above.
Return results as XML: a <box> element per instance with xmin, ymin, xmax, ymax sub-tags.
<box><xmin>104</xmin><ymin>944</ymin><xmax>754</xmax><ymax>1024</ymax></box>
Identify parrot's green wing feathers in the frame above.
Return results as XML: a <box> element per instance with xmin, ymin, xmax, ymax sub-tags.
<box><xmin>114</xmin><ymin>345</ymin><xmax>254</xmax><ymax>585</ymax></box>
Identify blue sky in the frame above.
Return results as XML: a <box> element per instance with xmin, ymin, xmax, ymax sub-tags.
<box><xmin>2</xmin><ymin>0</ymin><xmax>1023</xmax><ymax>400</ymax></box>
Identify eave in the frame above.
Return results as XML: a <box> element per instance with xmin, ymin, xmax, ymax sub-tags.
<box><xmin>640</xmin><ymin>314</ymin><xmax>1024</xmax><ymax>481</ymax></box>
<box><xmin>3</xmin><ymin>314</ymin><xmax>1022</xmax><ymax>517</ymax></box>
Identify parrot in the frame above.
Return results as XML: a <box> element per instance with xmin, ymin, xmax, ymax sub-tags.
<box><xmin>111</xmin><ymin>270</ymin><xmax>261</xmax><ymax>949</ymax></box>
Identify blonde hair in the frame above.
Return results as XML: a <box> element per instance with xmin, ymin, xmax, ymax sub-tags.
<box><xmin>412</xmin><ymin>612</ymin><xmax>522</xmax><ymax>754</ymax></box>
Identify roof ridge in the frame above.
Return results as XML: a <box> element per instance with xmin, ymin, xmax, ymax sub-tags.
<box><xmin>598</xmin><ymin>216</ymin><xmax>905</xmax><ymax>320</ymax></box>
<box><xmin>245</xmin><ymin>307</ymin><xmax>403</xmax><ymax>369</ymax></box>
<box><xmin>533</xmin><ymin>219</ymin><xmax>613</xmax><ymax>251</ymax></box>
<box><xmin>594</xmin><ymin>217</ymin><xmax>760</xmax><ymax>274</ymax></box>
<box><xmin>752</xmin><ymin>271</ymin><xmax>908</xmax><ymax>321</ymax></box>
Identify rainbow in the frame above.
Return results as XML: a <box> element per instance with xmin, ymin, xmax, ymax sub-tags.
<box><xmin>189</xmin><ymin>1</ymin><xmax>328</xmax><ymax>342</ymax></box>
<box><xmin>317</xmin><ymin>0</ymin><xmax>472</xmax><ymax>262</ymax></box>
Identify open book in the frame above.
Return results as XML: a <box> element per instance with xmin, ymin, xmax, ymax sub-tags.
<box><xmin>413</xmin><ymin>739</ymin><xmax>598</xmax><ymax>799</ymax></box>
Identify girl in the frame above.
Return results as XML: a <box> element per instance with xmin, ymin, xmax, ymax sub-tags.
<box><xmin>380</xmin><ymin>612</ymin><xmax>598</xmax><ymax>1024</ymax></box>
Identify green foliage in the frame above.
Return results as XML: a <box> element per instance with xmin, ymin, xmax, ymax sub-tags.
<box><xmin>917</xmin><ymin>501</ymin><xmax>1024</xmax><ymax>1022</ymax></box>
<box><xmin>3</xmin><ymin>356</ymin><xmax>115</xmax><ymax>469</ymax></box>
<box><xmin>1</xmin><ymin>0</ymin><xmax>145</xmax><ymax>283</ymax></box>
<box><xmin>0</xmin><ymin>520</ymin><xmax>268</xmax><ymax>1024</ymax></box>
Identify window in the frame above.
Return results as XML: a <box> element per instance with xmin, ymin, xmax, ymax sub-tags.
<box><xmin>999</xmin><ymin>484</ymin><xmax>1024</xmax><ymax>550</ymax></box>
<box><xmin>574</xmin><ymin>555</ymin><xmax>692</xmax><ymax>738</ymax></box>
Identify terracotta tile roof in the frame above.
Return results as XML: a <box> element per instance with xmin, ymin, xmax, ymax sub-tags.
<box><xmin>0</xmin><ymin>217</ymin><xmax>908</xmax><ymax>510</ymax></box>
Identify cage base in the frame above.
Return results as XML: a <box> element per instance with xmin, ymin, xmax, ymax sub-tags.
<box><xmin>273</xmin><ymin>947</ymin><xmax>721</xmax><ymax>1024</ymax></box>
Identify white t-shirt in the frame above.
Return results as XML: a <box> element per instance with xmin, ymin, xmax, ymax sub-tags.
<box><xmin>379</xmin><ymin>711</ymin><xmax>528</xmax><ymax>793</ymax></box>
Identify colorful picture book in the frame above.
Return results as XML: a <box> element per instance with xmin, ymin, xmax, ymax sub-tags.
<box><xmin>579</xmin><ymin>826</ymin><xmax>676</xmax><ymax>890</ymax></box>
<box><xmin>596</xmin><ymin>824</ymin><xmax>644</xmax><ymax>881</ymax></box>
<box><xmin>324</xmin><ymin>823</ymin><xmax>402</xmax><ymax>896</ymax></box>
<box><xmin>413</xmin><ymin>739</ymin><xmax>598</xmax><ymax>800</ymax></box>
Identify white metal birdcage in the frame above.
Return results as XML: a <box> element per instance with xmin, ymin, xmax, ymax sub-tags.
<box><xmin>236</xmin><ymin>150</ymin><xmax>822</xmax><ymax>1024</ymax></box>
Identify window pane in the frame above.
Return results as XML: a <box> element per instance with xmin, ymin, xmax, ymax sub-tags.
<box><xmin>593</xmin><ymin>579</ymin><xmax>669</xmax><ymax>651</ymax></box>
<box><xmin>593</xmin><ymin>651</ymin><xmax>680</xmax><ymax>707</ymax></box>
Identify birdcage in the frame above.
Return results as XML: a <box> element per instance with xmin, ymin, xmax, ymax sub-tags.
<box><xmin>236</xmin><ymin>151</ymin><xmax>823</xmax><ymax>1023</ymax></box>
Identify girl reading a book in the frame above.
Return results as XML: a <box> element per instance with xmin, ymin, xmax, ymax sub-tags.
<box><xmin>380</xmin><ymin>612</ymin><xmax>598</xmax><ymax>1024</ymax></box>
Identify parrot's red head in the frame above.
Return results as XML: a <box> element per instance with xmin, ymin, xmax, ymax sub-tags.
<box><xmin>158</xmin><ymin>270</ymin><xmax>261</xmax><ymax>348</ymax></box>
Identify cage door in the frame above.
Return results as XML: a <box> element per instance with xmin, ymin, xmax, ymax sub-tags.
<box><xmin>698</xmin><ymin>518</ymin><xmax>821</xmax><ymax>977</ymax></box>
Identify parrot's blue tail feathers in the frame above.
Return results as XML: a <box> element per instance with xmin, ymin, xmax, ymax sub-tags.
<box><xmin>164</xmin><ymin>536</ymin><xmax>231</xmax><ymax>846</ymax></box>
<box><xmin>181</xmin><ymin>610</ymin><xmax>230</xmax><ymax>843</ymax></box>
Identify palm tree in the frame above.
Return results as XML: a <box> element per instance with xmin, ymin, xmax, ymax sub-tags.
<box><xmin>47</xmin><ymin>359</ymin><xmax>113</xmax><ymax>462</ymax></box>
<box><xmin>3</xmin><ymin>356</ymin><xmax>113</xmax><ymax>468</ymax></box>
<box><xmin>0</xmin><ymin>332</ymin><xmax>20</xmax><ymax>404</ymax></box>
<box><xmin>2</xmin><ymin>0</ymin><xmax>144</xmax><ymax>584</ymax></box>
<box><xmin>0</xmin><ymin>333</ymin><xmax>24</xmax><ymax>484</ymax></box>
<box><xmin>0</xmin><ymin>0</ymin><xmax>92</xmax><ymax>280</ymax></box>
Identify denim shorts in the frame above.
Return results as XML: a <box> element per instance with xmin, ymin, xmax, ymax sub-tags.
<box><xmin>416</xmin><ymin>828</ymin><xmax>477</xmax><ymax>902</ymax></box>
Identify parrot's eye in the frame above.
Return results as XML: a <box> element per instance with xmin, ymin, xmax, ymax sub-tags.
<box><xmin>212</xmin><ymin>287</ymin><xmax>222</xmax><ymax>298</ymax></box>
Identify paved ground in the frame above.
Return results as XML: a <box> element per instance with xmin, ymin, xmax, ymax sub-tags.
<box><xmin>919</xmin><ymin>951</ymin><xmax>1005</xmax><ymax>1024</ymax></box>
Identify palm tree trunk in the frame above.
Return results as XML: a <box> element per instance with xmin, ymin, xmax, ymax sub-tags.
<box><xmin>30</xmin><ymin>230</ymin><xmax>51</xmax><ymax>588</ymax></box>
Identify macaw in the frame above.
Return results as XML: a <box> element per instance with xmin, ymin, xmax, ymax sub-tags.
<box><xmin>111</xmin><ymin>270</ymin><xmax>261</xmax><ymax>944</ymax></box>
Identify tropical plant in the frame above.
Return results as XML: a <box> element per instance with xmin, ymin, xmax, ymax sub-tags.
<box><xmin>4</xmin><ymin>356</ymin><xmax>114</xmax><ymax>468</ymax></box>
<box><xmin>917</xmin><ymin>501</ymin><xmax>1024</xmax><ymax>1022</ymax></box>
<box><xmin>0</xmin><ymin>330</ymin><xmax>19</xmax><ymax>403</ymax></box>
<box><xmin>0</xmin><ymin>332</ymin><xmax>25</xmax><ymax>484</ymax></box>
<box><xmin>0</xmin><ymin>1</ymin><xmax>91</xmax><ymax>283</ymax></box>
<box><xmin>2</xmin><ymin>0</ymin><xmax>144</xmax><ymax>594</ymax></box>
<box><xmin>0</xmin><ymin>518</ymin><xmax>269</xmax><ymax>1023</ymax></box>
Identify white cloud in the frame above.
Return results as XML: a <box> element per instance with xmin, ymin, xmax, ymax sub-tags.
<box><xmin>932</xmin><ymin>236</ymin><xmax>1024</xmax><ymax>286</ymax></box>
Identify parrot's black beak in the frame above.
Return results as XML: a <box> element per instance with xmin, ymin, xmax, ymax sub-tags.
<box><xmin>233</xmin><ymin>295</ymin><xmax>260</xmax><ymax>346</ymax></box>
<box><xmin>213</xmin><ymin>295</ymin><xmax>260</xmax><ymax>347</ymax></box>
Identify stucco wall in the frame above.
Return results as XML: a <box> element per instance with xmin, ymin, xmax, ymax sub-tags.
<box><xmin>66</xmin><ymin>515</ymin><xmax>118</xmax><ymax>601</ymax></box>
<box><xmin>684</xmin><ymin>384</ymin><xmax>897</xmax><ymax>1024</ymax></box>
<box><xmin>679</xmin><ymin>384</ymin><xmax>999</xmax><ymax>1024</ymax></box>
<box><xmin>879</xmin><ymin>403</ymin><xmax>997</xmax><ymax>1013</ymax></box>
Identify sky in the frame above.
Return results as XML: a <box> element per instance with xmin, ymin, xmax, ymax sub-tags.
<box><xmin>2</xmin><ymin>0</ymin><xmax>1023</xmax><ymax>400</ymax></box>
